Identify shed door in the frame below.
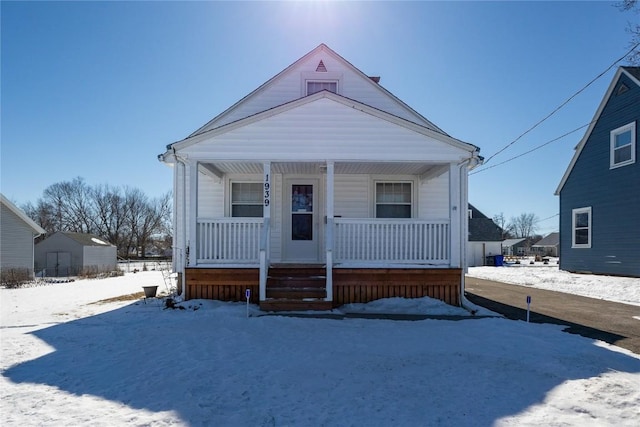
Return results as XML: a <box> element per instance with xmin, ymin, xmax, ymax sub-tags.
<box><xmin>47</xmin><ymin>252</ymin><xmax>71</xmax><ymax>277</ymax></box>
<box><xmin>283</xmin><ymin>179</ymin><xmax>320</xmax><ymax>262</ymax></box>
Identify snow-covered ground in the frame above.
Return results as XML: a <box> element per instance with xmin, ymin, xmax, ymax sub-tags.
<box><xmin>1</xmin><ymin>269</ymin><xmax>639</xmax><ymax>426</ymax></box>
<box><xmin>469</xmin><ymin>259</ymin><xmax>640</xmax><ymax>306</ymax></box>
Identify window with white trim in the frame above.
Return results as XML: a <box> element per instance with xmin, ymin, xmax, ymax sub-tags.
<box><xmin>231</xmin><ymin>182</ymin><xmax>262</xmax><ymax>217</ymax></box>
<box><xmin>572</xmin><ymin>207</ymin><xmax>591</xmax><ymax>248</ymax></box>
<box><xmin>610</xmin><ymin>122</ymin><xmax>636</xmax><ymax>168</ymax></box>
<box><xmin>306</xmin><ymin>80</ymin><xmax>337</xmax><ymax>95</ymax></box>
<box><xmin>375</xmin><ymin>182</ymin><xmax>412</xmax><ymax>218</ymax></box>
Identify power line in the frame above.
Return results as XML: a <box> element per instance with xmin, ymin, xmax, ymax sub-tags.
<box><xmin>482</xmin><ymin>41</ymin><xmax>640</xmax><ymax>166</ymax></box>
<box><xmin>470</xmin><ymin>122</ymin><xmax>589</xmax><ymax>175</ymax></box>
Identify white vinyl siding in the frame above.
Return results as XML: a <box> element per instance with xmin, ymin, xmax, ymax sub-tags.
<box><xmin>182</xmin><ymin>99</ymin><xmax>467</xmax><ymax>163</ymax></box>
<box><xmin>196</xmin><ymin>48</ymin><xmax>434</xmax><ymax>132</ymax></box>
<box><xmin>197</xmin><ymin>174</ymin><xmax>224</xmax><ymax>218</ymax></box>
<box><xmin>572</xmin><ymin>207</ymin><xmax>592</xmax><ymax>248</ymax></box>
<box><xmin>333</xmin><ymin>175</ymin><xmax>370</xmax><ymax>218</ymax></box>
<box><xmin>419</xmin><ymin>174</ymin><xmax>449</xmax><ymax>219</ymax></box>
<box><xmin>0</xmin><ymin>204</ymin><xmax>37</xmax><ymax>271</ymax></box>
<box><xmin>610</xmin><ymin>122</ymin><xmax>636</xmax><ymax>168</ymax></box>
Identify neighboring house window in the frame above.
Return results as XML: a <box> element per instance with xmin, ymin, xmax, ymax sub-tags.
<box><xmin>307</xmin><ymin>81</ymin><xmax>337</xmax><ymax>95</ymax></box>
<box><xmin>572</xmin><ymin>207</ymin><xmax>591</xmax><ymax>248</ymax></box>
<box><xmin>231</xmin><ymin>183</ymin><xmax>262</xmax><ymax>217</ymax></box>
<box><xmin>375</xmin><ymin>182</ymin><xmax>412</xmax><ymax>218</ymax></box>
<box><xmin>610</xmin><ymin>122</ymin><xmax>636</xmax><ymax>168</ymax></box>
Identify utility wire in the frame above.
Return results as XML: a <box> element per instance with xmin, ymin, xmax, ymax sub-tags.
<box><xmin>470</xmin><ymin>122</ymin><xmax>589</xmax><ymax>175</ymax></box>
<box><xmin>482</xmin><ymin>41</ymin><xmax>640</xmax><ymax>166</ymax></box>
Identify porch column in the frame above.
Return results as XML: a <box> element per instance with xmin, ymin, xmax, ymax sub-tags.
<box><xmin>187</xmin><ymin>159</ymin><xmax>198</xmax><ymax>268</ymax></box>
<box><xmin>259</xmin><ymin>162</ymin><xmax>271</xmax><ymax>301</ymax></box>
<box><xmin>449</xmin><ymin>163</ymin><xmax>461</xmax><ymax>268</ymax></box>
<box><xmin>325</xmin><ymin>161</ymin><xmax>334</xmax><ymax>302</ymax></box>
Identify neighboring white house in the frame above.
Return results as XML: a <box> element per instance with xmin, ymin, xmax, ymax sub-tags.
<box><xmin>34</xmin><ymin>232</ymin><xmax>117</xmax><ymax>277</ymax></box>
<box><xmin>158</xmin><ymin>44</ymin><xmax>482</xmax><ymax>310</ymax></box>
<box><xmin>1</xmin><ymin>193</ymin><xmax>46</xmax><ymax>279</ymax></box>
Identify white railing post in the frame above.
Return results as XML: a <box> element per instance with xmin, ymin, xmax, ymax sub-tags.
<box><xmin>188</xmin><ymin>160</ymin><xmax>198</xmax><ymax>267</ymax></box>
<box><xmin>259</xmin><ymin>218</ymin><xmax>270</xmax><ymax>301</ymax></box>
<box><xmin>449</xmin><ymin>163</ymin><xmax>461</xmax><ymax>268</ymax></box>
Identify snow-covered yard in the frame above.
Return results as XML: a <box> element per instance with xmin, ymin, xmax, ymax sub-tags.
<box><xmin>1</xmin><ymin>269</ymin><xmax>639</xmax><ymax>426</ymax></box>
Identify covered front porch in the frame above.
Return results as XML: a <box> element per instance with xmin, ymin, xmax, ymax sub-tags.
<box><xmin>173</xmin><ymin>159</ymin><xmax>470</xmax><ymax>310</ymax></box>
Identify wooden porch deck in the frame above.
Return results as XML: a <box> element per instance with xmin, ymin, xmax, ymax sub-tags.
<box><xmin>185</xmin><ymin>266</ymin><xmax>462</xmax><ymax>310</ymax></box>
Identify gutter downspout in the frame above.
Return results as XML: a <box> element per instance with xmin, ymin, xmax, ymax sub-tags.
<box><xmin>458</xmin><ymin>153</ymin><xmax>481</xmax><ymax>312</ymax></box>
<box><xmin>161</xmin><ymin>150</ymin><xmax>188</xmax><ymax>298</ymax></box>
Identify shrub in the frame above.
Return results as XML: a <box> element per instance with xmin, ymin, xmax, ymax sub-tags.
<box><xmin>1</xmin><ymin>268</ymin><xmax>32</xmax><ymax>288</ymax></box>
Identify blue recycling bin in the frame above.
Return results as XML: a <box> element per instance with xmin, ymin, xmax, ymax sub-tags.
<box><xmin>494</xmin><ymin>255</ymin><xmax>504</xmax><ymax>266</ymax></box>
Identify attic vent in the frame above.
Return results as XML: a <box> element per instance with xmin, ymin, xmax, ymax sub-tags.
<box><xmin>316</xmin><ymin>60</ymin><xmax>327</xmax><ymax>72</ymax></box>
<box><xmin>616</xmin><ymin>83</ymin><xmax>629</xmax><ymax>96</ymax></box>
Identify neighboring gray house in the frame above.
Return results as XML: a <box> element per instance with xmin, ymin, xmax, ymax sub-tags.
<box><xmin>35</xmin><ymin>232</ymin><xmax>117</xmax><ymax>277</ymax></box>
<box><xmin>555</xmin><ymin>66</ymin><xmax>640</xmax><ymax>277</ymax></box>
<box><xmin>531</xmin><ymin>232</ymin><xmax>559</xmax><ymax>257</ymax></box>
<box><xmin>502</xmin><ymin>238</ymin><xmax>527</xmax><ymax>256</ymax></box>
<box><xmin>1</xmin><ymin>194</ymin><xmax>46</xmax><ymax>278</ymax></box>
<box><xmin>467</xmin><ymin>204</ymin><xmax>503</xmax><ymax>266</ymax></box>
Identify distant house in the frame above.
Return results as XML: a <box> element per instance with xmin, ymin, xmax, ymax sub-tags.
<box><xmin>1</xmin><ymin>194</ymin><xmax>46</xmax><ymax>279</ymax></box>
<box><xmin>531</xmin><ymin>232</ymin><xmax>559</xmax><ymax>257</ymax></box>
<box><xmin>158</xmin><ymin>44</ymin><xmax>483</xmax><ymax>310</ymax></box>
<box><xmin>467</xmin><ymin>204</ymin><xmax>503</xmax><ymax>266</ymax></box>
<box><xmin>502</xmin><ymin>238</ymin><xmax>527</xmax><ymax>256</ymax></box>
<box><xmin>35</xmin><ymin>232</ymin><xmax>117</xmax><ymax>277</ymax></box>
<box><xmin>555</xmin><ymin>66</ymin><xmax>640</xmax><ymax>277</ymax></box>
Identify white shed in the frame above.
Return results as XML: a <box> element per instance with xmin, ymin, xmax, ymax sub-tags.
<box><xmin>1</xmin><ymin>194</ymin><xmax>46</xmax><ymax>279</ymax></box>
<box><xmin>34</xmin><ymin>232</ymin><xmax>117</xmax><ymax>277</ymax></box>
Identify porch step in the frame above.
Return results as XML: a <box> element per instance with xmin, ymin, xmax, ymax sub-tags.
<box><xmin>266</xmin><ymin>287</ymin><xmax>326</xmax><ymax>299</ymax></box>
<box><xmin>260</xmin><ymin>299</ymin><xmax>333</xmax><ymax>312</ymax></box>
<box><xmin>263</xmin><ymin>264</ymin><xmax>329</xmax><ymax>311</ymax></box>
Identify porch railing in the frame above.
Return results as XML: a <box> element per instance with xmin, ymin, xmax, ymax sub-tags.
<box><xmin>334</xmin><ymin>218</ymin><xmax>450</xmax><ymax>264</ymax></box>
<box><xmin>196</xmin><ymin>218</ymin><xmax>263</xmax><ymax>263</ymax></box>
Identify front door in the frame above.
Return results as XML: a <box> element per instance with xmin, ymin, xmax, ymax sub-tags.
<box><xmin>283</xmin><ymin>179</ymin><xmax>319</xmax><ymax>262</ymax></box>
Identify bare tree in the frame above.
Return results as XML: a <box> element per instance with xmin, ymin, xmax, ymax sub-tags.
<box><xmin>23</xmin><ymin>179</ymin><xmax>172</xmax><ymax>259</ymax></box>
<box><xmin>509</xmin><ymin>213</ymin><xmax>539</xmax><ymax>239</ymax></box>
<box><xmin>492</xmin><ymin>212</ymin><xmax>512</xmax><ymax>239</ymax></box>
<box><xmin>618</xmin><ymin>0</ymin><xmax>640</xmax><ymax>64</ymax></box>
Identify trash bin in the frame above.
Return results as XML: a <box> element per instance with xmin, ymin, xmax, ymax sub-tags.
<box><xmin>494</xmin><ymin>255</ymin><xmax>504</xmax><ymax>266</ymax></box>
<box><xmin>485</xmin><ymin>255</ymin><xmax>495</xmax><ymax>266</ymax></box>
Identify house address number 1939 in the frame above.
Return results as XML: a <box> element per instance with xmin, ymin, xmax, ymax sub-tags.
<box><xmin>264</xmin><ymin>173</ymin><xmax>270</xmax><ymax>207</ymax></box>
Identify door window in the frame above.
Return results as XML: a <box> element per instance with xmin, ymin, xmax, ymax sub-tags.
<box><xmin>291</xmin><ymin>185</ymin><xmax>313</xmax><ymax>240</ymax></box>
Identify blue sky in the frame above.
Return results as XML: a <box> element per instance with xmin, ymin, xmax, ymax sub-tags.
<box><xmin>1</xmin><ymin>1</ymin><xmax>636</xmax><ymax>235</ymax></box>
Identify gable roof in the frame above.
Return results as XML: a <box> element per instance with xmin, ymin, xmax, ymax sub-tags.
<box><xmin>468</xmin><ymin>204</ymin><xmax>503</xmax><ymax>241</ymax></box>
<box><xmin>42</xmin><ymin>232</ymin><xmax>114</xmax><ymax>247</ymax></box>
<box><xmin>555</xmin><ymin>66</ymin><xmax>640</xmax><ymax>195</ymax></box>
<box><xmin>532</xmin><ymin>232</ymin><xmax>559</xmax><ymax>247</ymax></box>
<box><xmin>0</xmin><ymin>193</ymin><xmax>46</xmax><ymax>235</ymax></box>
<box><xmin>63</xmin><ymin>232</ymin><xmax>113</xmax><ymax>246</ymax></box>
<box><xmin>164</xmin><ymin>90</ymin><xmax>479</xmax><ymax>155</ymax></box>
<box><xmin>502</xmin><ymin>238</ymin><xmax>526</xmax><ymax>247</ymax></box>
<box><xmin>189</xmin><ymin>44</ymin><xmax>448</xmax><ymax>138</ymax></box>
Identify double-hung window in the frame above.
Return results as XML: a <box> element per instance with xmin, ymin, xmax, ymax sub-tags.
<box><xmin>610</xmin><ymin>122</ymin><xmax>636</xmax><ymax>168</ymax></box>
<box><xmin>572</xmin><ymin>207</ymin><xmax>592</xmax><ymax>248</ymax></box>
<box><xmin>375</xmin><ymin>182</ymin><xmax>412</xmax><ymax>218</ymax></box>
<box><xmin>231</xmin><ymin>183</ymin><xmax>262</xmax><ymax>217</ymax></box>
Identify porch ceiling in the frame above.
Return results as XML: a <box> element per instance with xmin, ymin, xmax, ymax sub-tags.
<box><xmin>200</xmin><ymin>161</ymin><xmax>449</xmax><ymax>176</ymax></box>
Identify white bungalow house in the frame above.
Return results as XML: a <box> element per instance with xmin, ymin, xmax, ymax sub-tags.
<box><xmin>158</xmin><ymin>44</ymin><xmax>482</xmax><ymax>310</ymax></box>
